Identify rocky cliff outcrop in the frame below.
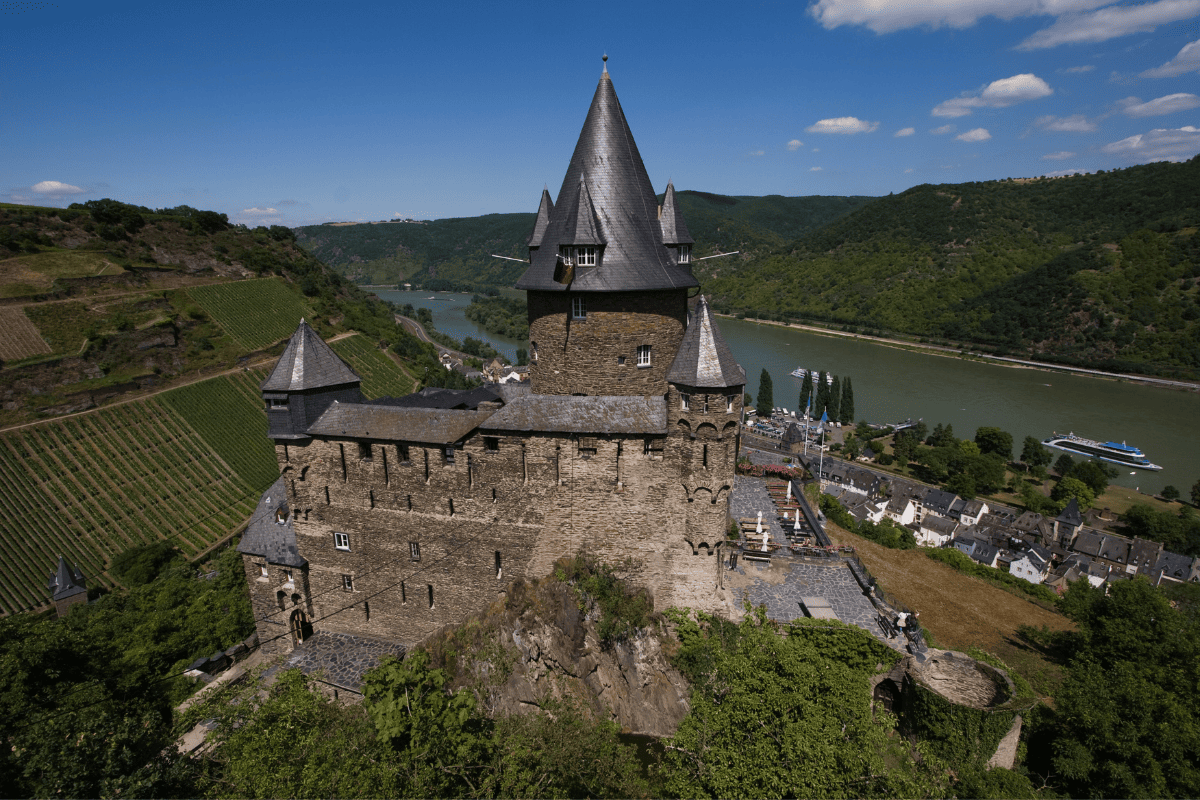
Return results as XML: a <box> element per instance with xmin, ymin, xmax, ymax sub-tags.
<box><xmin>421</xmin><ymin>572</ymin><xmax>691</xmax><ymax>738</ymax></box>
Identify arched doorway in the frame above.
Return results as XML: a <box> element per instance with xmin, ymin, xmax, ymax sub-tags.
<box><xmin>289</xmin><ymin>609</ymin><xmax>311</xmax><ymax>645</ymax></box>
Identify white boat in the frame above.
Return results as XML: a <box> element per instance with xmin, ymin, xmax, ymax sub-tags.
<box><xmin>1041</xmin><ymin>432</ymin><xmax>1162</xmax><ymax>471</ymax></box>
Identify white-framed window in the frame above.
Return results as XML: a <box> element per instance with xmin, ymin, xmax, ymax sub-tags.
<box><xmin>680</xmin><ymin>393</ymin><xmax>690</xmax><ymax>411</ymax></box>
<box><xmin>259</xmin><ymin>564</ymin><xmax>269</xmax><ymax>577</ymax></box>
<box><xmin>342</xmin><ymin>574</ymin><xmax>354</xmax><ymax>592</ymax></box>
<box><xmin>283</xmin><ymin>570</ymin><xmax>294</xmax><ymax>587</ymax></box>
<box><xmin>410</xmin><ymin>541</ymin><xmax>421</xmax><ymax>561</ymax></box>
<box><xmin>701</xmin><ymin>397</ymin><xmax>709</xmax><ymax>413</ymax></box>
<box><xmin>727</xmin><ymin>394</ymin><xmax>737</xmax><ymax>413</ymax></box>
<box><xmin>577</xmin><ymin>245</ymin><xmax>596</xmax><ymax>266</ymax></box>
<box><xmin>637</xmin><ymin>345</ymin><xmax>651</xmax><ymax>367</ymax></box>
<box><xmin>678</xmin><ymin>244</ymin><xmax>691</xmax><ymax>264</ymax></box>
<box><xmin>334</xmin><ymin>532</ymin><xmax>350</xmax><ymax>551</ymax></box>
<box><xmin>572</xmin><ymin>296</ymin><xmax>586</xmax><ymax>319</ymax></box>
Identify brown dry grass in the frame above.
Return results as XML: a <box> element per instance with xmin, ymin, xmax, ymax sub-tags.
<box><xmin>826</xmin><ymin>523</ymin><xmax>1074</xmax><ymax>697</ymax></box>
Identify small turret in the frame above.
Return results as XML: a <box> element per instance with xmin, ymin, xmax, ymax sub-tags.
<box><xmin>261</xmin><ymin>319</ymin><xmax>362</xmax><ymax>440</ymax></box>
<box><xmin>527</xmin><ymin>187</ymin><xmax>554</xmax><ymax>252</ymax></box>
<box><xmin>660</xmin><ymin>181</ymin><xmax>694</xmax><ymax>266</ymax></box>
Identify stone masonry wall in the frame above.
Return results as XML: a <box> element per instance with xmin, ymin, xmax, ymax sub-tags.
<box><xmin>527</xmin><ymin>289</ymin><xmax>687</xmax><ymax>396</ymax></box>
<box><xmin>240</xmin><ymin>553</ymin><xmax>313</xmax><ymax>656</ymax></box>
<box><xmin>268</xmin><ymin>418</ymin><xmax>735</xmax><ymax>646</ymax></box>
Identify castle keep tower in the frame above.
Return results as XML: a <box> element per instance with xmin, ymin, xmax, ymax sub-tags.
<box><xmin>240</xmin><ymin>62</ymin><xmax>746</xmax><ymax>652</ymax></box>
<box><xmin>517</xmin><ymin>63</ymin><xmax>698</xmax><ymax>397</ymax></box>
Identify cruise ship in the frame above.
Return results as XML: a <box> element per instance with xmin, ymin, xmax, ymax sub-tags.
<box><xmin>1042</xmin><ymin>432</ymin><xmax>1163</xmax><ymax>471</ymax></box>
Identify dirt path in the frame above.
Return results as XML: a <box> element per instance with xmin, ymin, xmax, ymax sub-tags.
<box><xmin>0</xmin><ymin>330</ymin><xmax>361</xmax><ymax>434</ymax></box>
<box><xmin>394</xmin><ymin>314</ymin><xmax>475</xmax><ymax>362</ymax></box>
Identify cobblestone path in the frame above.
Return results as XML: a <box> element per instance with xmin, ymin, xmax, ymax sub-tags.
<box><xmin>284</xmin><ymin>631</ymin><xmax>406</xmax><ymax>692</ymax></box>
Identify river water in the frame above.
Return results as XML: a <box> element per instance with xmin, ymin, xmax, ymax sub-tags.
<box><xmin>374</xmin><ymin>290</ymin><xmax>1199</xmax><ymax>495</ymax></box>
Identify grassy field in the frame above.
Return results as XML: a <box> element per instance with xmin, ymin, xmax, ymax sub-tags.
<box><xmin>0</xmin><ymin>250</ymin><xmax>127</xmax><ymax>298</ymax></box>
<box><xmin>0</xmin><ymin>369</ymin><xmax>280</xmax><ymax>616</ymax></box>
<box><xmin>329</xmin><ymin>334</ymin><xmax>415</xmax><ymax>399</ymax></box>
<box><xmin>186</xmin><ymin>277</ymin><xmax>312</xmax><ymax>351</ymax></box>
<box><xmin>824</xmin><ymin>522</ymin><xmax>1074</xmax><ymax>697</ymax></box>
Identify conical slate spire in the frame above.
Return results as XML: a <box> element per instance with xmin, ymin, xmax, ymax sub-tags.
<box><xmin>47</xmin><ymin>555</ymin><xmax>86</xmax><ymax>602</ymax></box>
<box><xmin>526</xmin><ymin>187</ymin><xmax>554</xmax><ymax>248</ymax></box>
<box><xmin>559</xmin><ymin>175</ymin><xmax>605</xmax><ymax>246</ymax></box>
<box><xmin>659</xmin><ymin>181</ymin><xmax>693</xmax><ymax>246</ymax></box>
<box><xmin>516</xmin><ymin>68</ymin><xmax>699</xmax><ymax>293</ymax></box>
<box><xmin>261</xmin><ymin>319</ymin><xmax>361</xmax><ymax>392</ymax></box>
<box><xmin>667</xmin><ymin>296</ymin><xmax>746</xmax><ymax>388</ymax></box>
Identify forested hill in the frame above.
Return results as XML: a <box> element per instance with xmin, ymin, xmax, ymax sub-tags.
<box><xmin>292</xmin><ymin>193</ymin><xmax>875</xmax><ymax>290</ymax></box>
<box><xmin>702</xmin><ymin>157</ymin><xmax>1200</xmax><ymax>379</ymax></box>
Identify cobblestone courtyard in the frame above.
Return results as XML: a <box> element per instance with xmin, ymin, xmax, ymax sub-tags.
<box><xmin>284</xmin><ymin>631</ymin><xmax>406</xmax><ymax>692</ymax></box>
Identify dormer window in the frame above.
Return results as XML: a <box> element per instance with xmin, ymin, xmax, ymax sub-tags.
<box><xmin>678</xmin><ymin>244</ymin><xmax>691</xmax><ymax>264</ymax></box>
<box><xmin>268</xmin><ymin>398</ymin><xmax>287</xmax><ymax>409</ymax></box>
<box><xmin>559</xmin><ymin>246</ymin><xmax>598</xmax><ymax>267</ymax></box>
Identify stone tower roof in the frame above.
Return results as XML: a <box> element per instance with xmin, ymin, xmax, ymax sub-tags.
<box><xmin>1057</xmin><ymin>497</ymin><xmax>1083</xmax><ymax>528</ymax></box>
<box><xmin>47</xmin><ymin>556</ymin><xmax>86</xmax><ymax>603</ymax></box>
<box><xmin>659</xmin><ymin>181</ymin><xmax>693</xmax><ymax>245</ymax></box>
<box><xmin>667</xmin><ymin>296</ymin><xmax>746</xmax><ymax>388</ymax></box>
<box><xmin>261</xmin><ymin>319</ymin><xmax>360</xmax><ymax>392</ymax></box>
<box><xmin>237</xmin><ymin>477</ymin><xmax>306</xmax><ymax>568</ymax></box>
<box><xmin>515</xmin><ymin>65</ymin><xmax>699</xmax><ymax>293</ymax></box>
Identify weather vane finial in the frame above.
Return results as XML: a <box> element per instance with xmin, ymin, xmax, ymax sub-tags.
<box><xmin>602</xmin><ymin>53</ymin><xmax>608</xmax><ymax>73</ymax></box>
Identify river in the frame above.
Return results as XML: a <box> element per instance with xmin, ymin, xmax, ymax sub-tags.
<box><xmin>373</xmin><ymin>290</ymin><xmax>1199</xmax><ymax>495</ymax></box>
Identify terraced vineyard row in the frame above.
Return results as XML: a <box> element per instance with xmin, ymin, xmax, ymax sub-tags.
<box><xmin>329</xmin><ymin>334</ymin><xmax>415</xmax><ymax>399</ymax></box>
<box><xmin>186</xmin><ymin>277</ymin><xmax>312</xmax><ymax>351</ymax></box>
<box><xmin>0</xmin><ymin>306</ymin><xmax>51</xmax><ymax>361</ymax></box>
<box><xmin>0</xmin><ymin>370</ymin><xmax>282</xmax><ymax>616</ymax></box>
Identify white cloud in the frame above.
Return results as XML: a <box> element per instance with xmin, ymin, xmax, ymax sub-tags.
<box><xmin>956</xmin><ymin>127</ymin><xmax>993</xmax><ymax>141</ymax></box>
<box><xmin>1101</xmin><ymin>125</ymin><xmax>1200</xmax><ymax>160</ymax></box>
<box><xmin>810</xmin><ymin>166</ymin><xmax>823</xmax><ymax>171</ymax></box>
<box><xmin>805</xmin><ymin>116</ymin><xmax>880</xmax><ymax>134</ymax></box>
<box><xmin>787</xmin><ymin>139</ymin><xmax>804</xmax><ymax>150</ymax></box>
<box><xmin>1141</xmin><ymin>38</ymin><xmax>1200</xmax><ymax>77</ymax></box>
<box><xmin>1036</xmin><ymin>113</ymin><xmax>1098</xmax><ymax>131</ymax></box>
<box><xmin>894</xmin><ymin>127</ymin><xmax>916</xmax><ymax>137</ymax></box>
<box><xmin>748</xmin><ymin>149</ymin><xmax>765</xmax><ymax>156</ymax></box>
<box><xmin>31</xmin><ymin>180</ymin><xmax>85</xmax><ymax>197</ymax></box>
<box><xmin>241</xmin><ymin>207</ymin><xmax>279</xmax><ymax>216</ymax></box>
<box><xmin>1062</xmin><ymin>64</ymin><xmax>1096</xmax><ymax>72</ymax></box>
<box><xmin>1120</xmin><ymin>93</ymin><xmax>1200</xmax><ymax>117</ymax></box>
<box><xmin>934</xmin><ymin>74</ymin><xmax>1053</xmax><ymax>117</ymax></box>
<box><xmin>931</xmin><ymin>124</ymin><xmax>957</xmax><ymax>135</ymax></box>
<box><xmin>812</xmin><ymin>147</ymin><xmax>820</xmax><ymax>152</ymax></box>
<box><xmin>1017</xmin><ymin>0</ymin><xmax>1200</xmax><ymax>50</ymax></box>
<box><xmin>807</xmin><ymin>0</ymin><xmax>1110</xmax><ymax>34</ymax></box>
<box><xmin>904</xmin><ymin>168</ymin><xmax>914</xmax><ymax>173</ymax></box>
<box><xmin>1043</xmin><ymin>150</ymin><xmax>1077</xmax><ymax>159</ymax></box>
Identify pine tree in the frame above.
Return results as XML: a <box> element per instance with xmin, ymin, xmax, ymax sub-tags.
<box><xmin>815</xmin><ymin>371</ymin><xmax>830</xmax><ymax>417</ymax></box>
<box><xmin>840</xmin><ymin>377</ymin><xmax>854</xmax><ymax>425</ymax></box>
<box><xmin>756</xmin><ymin>369</ymin><xmax>774</xmax><ymax>419</ymax></box>
<box><xmin>799</xmin><ymin>372</ymin><xmax>814</xmax><ymax>415</ymax></box>
<box><xmin>829</xmin><ymin>376</ymin><xmax>841</xmax><ymax>424</ymax></box>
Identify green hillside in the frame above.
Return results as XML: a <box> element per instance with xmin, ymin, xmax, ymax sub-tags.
<box><xmin>702</xmin><ymin>158</ymin><xmax>1200</xmax><ymax>378</ymax></box>
<box><xmin>293</xmin><ymin>193</ymin><xmax>874</xmax><ymax>290</ymax></box>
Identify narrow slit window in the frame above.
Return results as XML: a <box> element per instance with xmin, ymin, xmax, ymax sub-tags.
<box><xmin>401</xmin><ymin>582</ymin><xmax>406</xmax><ymax>604</ymax></box>
<box><xmin>495</xmin><ymin>551</ymin><xmax>502</xmax><ymax>579</ymax></box>
<box><xmin>342</xmin><ymin>574</ymin><xmax>354</xmax><ymax>592</ymax></box>
<box><xmin>427</xmin><ymin>584</ymin><xmax>434</xmax><ymax>609</ymax></box>
<box><xmin>727</xmin><ymin>394</ymin><xmax>736</xmax><ymax>413</ymax></box>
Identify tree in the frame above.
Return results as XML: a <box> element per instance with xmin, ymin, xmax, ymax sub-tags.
<box><xmin>926</xmin><ymin>422</ymin><xmax>956</xmax><ymax>448</ymax></box>
<box><xmin>1162</xmin><ymin>485</ymin><xmax>1180</xmax><ymax>501</ymax></box>
<box><xmin>1054</xmin><ymin>452</ymin><xmax>1075</xmax><ymax>476</ymax></box>
<box><xmin>815</xmin><ymin>371</ymin><xmax>830</xmax><ymax>416</ymax></box>
<box><xmin>756</xmin><ymin>369</ymin><xmax>774</xmax><ymax>419</ymax></box>
<box><xmin>974</xmin><ymin>426</ymin><xmax>1013</xmax><ymax>461</ymax></box>
<box><xmin>1021</xmin><ymin>435</ymin><xmax>1052</xmax><ymax>471</ymax></box>
<box><xmin>839</xmin><ymin>376</ymin><xmax>854</xmax><ymax>425</ymax></box>
<box><xmin>798</xmin><ymin>371</ymin><xmax>814</xmax><ymax>414</ymax></box>
<box><xmin>1069</xmin><ymin>459</ymin><xmax>1116</xmax><ymax>495</ymax></box>
<box><xmin>1193</xmin><ymin>478</ymin><xmax>1200</xmax><ymax>507</ymax></box>
<box><xmin>515</xmin><ymin>347</ymin><xmax>528</xmax><ymax>366</ymax></box>
<box><xmin>829</xmin><ymin>375</ymin><xmax>841</xmax><ymax>423</ymax></box>
<box><xmin>1052</xmin><ymin>476</ymin><xmax>1096</xmax><ymax>511</ymax></box>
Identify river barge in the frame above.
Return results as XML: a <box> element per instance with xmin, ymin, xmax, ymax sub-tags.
<box><xmin>1042</xmin><ymin>432</ymin><xmax>1162</xmax><ymax>471</ymax></box>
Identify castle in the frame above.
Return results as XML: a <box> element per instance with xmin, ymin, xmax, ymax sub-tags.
<box><xmin>238</xmin><ymin>63</ymin><xmax>746</xmax><ymax>654</ymax></box>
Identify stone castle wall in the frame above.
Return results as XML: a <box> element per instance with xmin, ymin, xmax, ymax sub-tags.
<box><xmin>527</xmin><ymin>289</ymin><xmax>687</xmax><ymax>396</ymax></box>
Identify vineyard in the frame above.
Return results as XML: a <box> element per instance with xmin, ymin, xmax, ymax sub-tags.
<box><xmin>0</xmin><ymin>306</ymin><xmax>51</xmax><ymax>361</ymax></box>
<box><xmin>0</xmin><ymin>369</ymin><xmax>280</xmax><ymax>616</ymax></box>
<box><xmin>186</xmin><ymin>278</ymin><xmax>312</xmax><ymax>351</ymax></box>
<box><xmin>329</xmin><ymin>334</ymin><xmax>415</xmax><ymax>399</ymax></box>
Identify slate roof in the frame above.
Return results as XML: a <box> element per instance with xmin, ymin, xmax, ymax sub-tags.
<box><xmin>308</xmin><ymin>402</ymin><xmax>493</xmax><ymax>445</ymax></box>
<box><xmin>1154</xmin><ymin>550</ymin><xmax>1194</xmax><ymax>581</ymax></box>
<box><xmin>496</xmin><ymin>383</ymin><xmax>532</xmax><ymax>403</ymax></box>
<box><xmin>922</xmin><ymin>489</ymin><xmax>960</xmax><ymax>517</ymax></box>
<box><xmin>1057</xmin><ymin>497</ymin><xmax>1083</xmax><ymax>528</ymax></box>
<box><xmin>237</xmin><ymin>477</ymin><xmax>306</xmax><ymax>568</ymax></box>
<box><xmin>482</xmin><ymin>395</ymin><xmax>667</xmax><ymax>435</ymax></box>
<box><xmin>921</xmin><ymin>515</ymin><xmax>958</xmax><ymax>536</ymax></box>
<box><xmin>46</xmin><ymin>556</ymin><xmax>86</xmax><ymax>602</ymax></box>
<box><xmin>262</xmin><ymin>320</ymin><xmax>361</xmax><ymax>392</ymax></box>
<box><xmin>515</xmin><ymin>67</ymin><xmax>699</xmax><ymax>293</ymax></box>
<box><xmin>666</xmin><ymin>296</ymin><xmax>746</xmax><ymax>388</ymax></box>
<box><xmin>659</xmin><ymin>181</ymin><xmax>693</xmax><ymax>245</ymax></box>
<box><xmin>1128</xmin><ymin>538</ymin><xmax>1164</xmax><ymax>573</ymax></box>
<box><xmin>527</xmin><ymin>188</ymin><xmax>553</xmax><ymax>247</ymax></box>
<box><xmin>373</xmin><ymin>386</ymin><xmax>501</xmax><ymax>411</ymax></box>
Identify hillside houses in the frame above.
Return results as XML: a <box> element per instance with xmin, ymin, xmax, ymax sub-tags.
<box><xmin>809</xmin><ymin>454</ymin><xmax>1199</xmax><ymax>594</ymax></box>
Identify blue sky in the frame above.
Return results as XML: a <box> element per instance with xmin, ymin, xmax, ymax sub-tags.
<box><xmin>4</xmin><ymin>0</ymin><xmax>1199</xmax><ymax>226</ymax></box>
